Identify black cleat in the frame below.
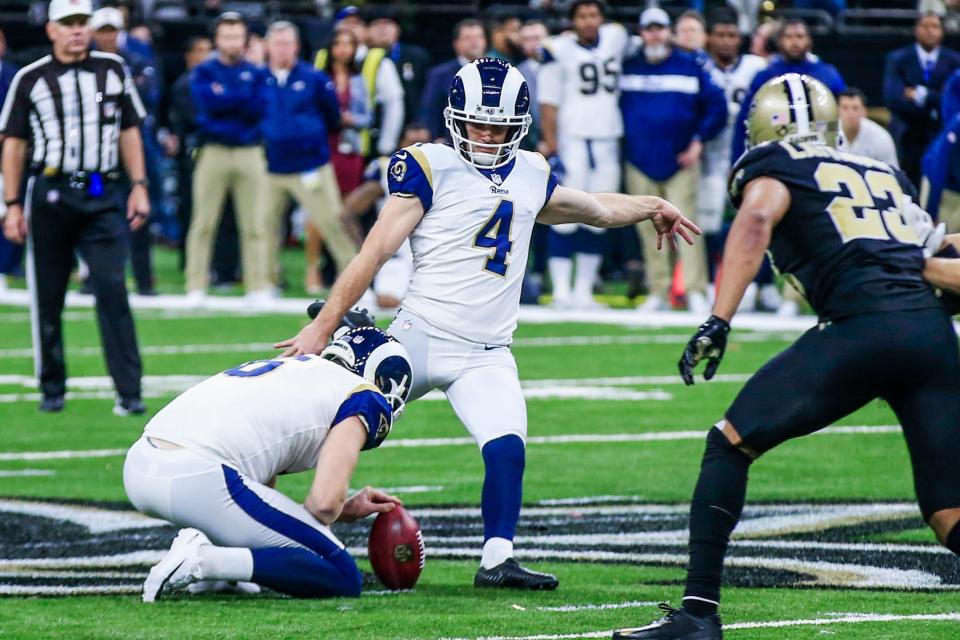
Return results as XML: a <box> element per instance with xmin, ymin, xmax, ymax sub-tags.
<box><xmin>39</xmin><ymin>395</ymin><xmax>65</xmax><ymax>413</ymax></box>
<box><xmin>613</xmin><ymin>604</ymin><xmax>722</xmax><ymax>639</ymax></box>
<box><xmin>114</xmin><ymin>396</ymin><xmax>146</xmax><ymax>416</ymax></box>
<box><xmin>473</xmin><ymin>558</ymin><xmax>558</xmax><ymax>590</ymax></box>
<box><xmin>306</xmin><ymin>299</ymin><xmax>376</xmax><ymax>329</ymax></box>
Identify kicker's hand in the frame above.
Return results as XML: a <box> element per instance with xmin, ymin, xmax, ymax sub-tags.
<box><xmin>678</xmin><ymin>315</ymin><xmax>731</xmax><ymax>386</ymax></box>
<box><xmin>274</xmin><ymin>321</ymin><xmax>333</xmax><ymax>357</ymax></box>
<box><xmin>337</xmin><ymin>487</ymin><xmax>403</xmax><ymax>523</ymax></box>
<box><xmin>649</xmin><ymin>198</ymin><xmax>701</xmax><ymax>251</ymax></box>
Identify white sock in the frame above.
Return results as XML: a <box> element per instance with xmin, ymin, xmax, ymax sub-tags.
<box><xmin>480</xmin><ymin>537</ymin><xmax>513</xmax><ymax>569</ymax></box>
<box><xmin>196</xmin><ymin>545</ymin><xmax>254</xmax><ymax>582</ymax></box>
<box><xmin>573</xmin><ymin>253</ymin><xmax>602</xmax><ymax>303</ymax></box>
<box><xmin>548</xmin><ymin>257</ymin><xmax>572</xmax><ymax>302</ymax></box>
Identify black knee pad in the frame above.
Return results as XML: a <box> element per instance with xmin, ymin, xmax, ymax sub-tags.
<box><xmin>703</xmin><ymin>427</ymin><xmax>753</xmax><ymax>467</ymax></box>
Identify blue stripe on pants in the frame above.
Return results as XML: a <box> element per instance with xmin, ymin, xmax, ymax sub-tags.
<box><xmin>222</xmin><ymin>465</ymin><xmax>362</xmax><ymax>598</ymax></box>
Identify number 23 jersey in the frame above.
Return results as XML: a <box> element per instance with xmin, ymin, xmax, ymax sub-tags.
<box><xmin>388</xmin><ymin>143</ymin><xmax>558</xmax><ymax>345</ymax></box>
<box><xmin>729</xmin><ymin>141</ymin><xmax>942</xmax><ymax>321</ymax></box>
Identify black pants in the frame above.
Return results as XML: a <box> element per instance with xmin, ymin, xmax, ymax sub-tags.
<box><xmin>726</xmin><ymin>307</ymin><xmax>960</xmax><ymax>519</ymax></box>
<box><xmin>27</xmin><ymin>177</ymin><xmax>142</xmax><ymax>399</ymax></box>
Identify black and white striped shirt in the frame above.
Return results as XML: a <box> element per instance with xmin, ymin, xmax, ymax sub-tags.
<box><xmin>0</xmin><ymin>51</ymin><xmax>146</xmax><ymax>174</ymax></box>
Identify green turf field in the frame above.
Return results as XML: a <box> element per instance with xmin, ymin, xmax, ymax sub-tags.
<box><xmin>0</xmin><ymin>288</ymin><xmax>957</xmax><ymax>639</ymax></box>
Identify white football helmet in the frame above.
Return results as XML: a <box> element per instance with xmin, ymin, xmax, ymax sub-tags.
<box><xmin>444</xmin><ymin>57</ymin><xmax>533</xmax><ymax>169</ymax></box>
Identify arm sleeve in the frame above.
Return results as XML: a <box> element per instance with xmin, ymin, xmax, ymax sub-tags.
<box><xmin>387</xmin><ymin>147</ymin><xmax>433</xmax><ymax>210</ymax></box>
<box><xmin>376</xmin><ymin>59</ymin><xmax>405</xmax><ymax>154</ymax></box>
<box><xmin>333</xmin><ymin>388</ymin><xmax>394</xmax><ymax>450</ymax></box>
<box><xmin>0</xmin><ymin>69</ymin><xmax>32</xmax><ymax>138</ymax></box>
<box><xmin>942</xmin><ymin>72</ymin><xmax>960</xmax><ymax>124</ymax></box>
<box><xmin>314</xmin><ymin>71</ymin><xmax>341</xmax><ymax>131</ymax></box>
<box><xmin>119</xmin><ymin>61</ymin><xmax>147</xmax><ymax>130</ymax></box>
<box><xmin>695</xmin><ymin>67</ymin><xmax>728</xmax><ymax>142</ymax></box>
<box><xmin>190</xmin><ymin>64</ymin><xmax>246</xmax><ymax>114</ymax></box>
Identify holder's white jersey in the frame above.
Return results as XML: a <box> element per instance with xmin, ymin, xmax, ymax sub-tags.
<box><xmin>143</xmin><ymin>355</ymin><xmax>391</xmax><ymax>484</ymax></box>
<box><xmin>703</xmin><ymin>54</ymin><xmax>767</xmax><ymax>171</ymax></box>
<box><xmin>538</xmin><ymin>23</ymin><xmax>630</xmax><ymax>140</ymax></box>
<box><xmin>387</xmin><ymin>143</ymin><xmax>557</xmax><ymax>345</ymax></box>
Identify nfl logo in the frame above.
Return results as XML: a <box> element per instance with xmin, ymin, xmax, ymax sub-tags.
<box><xmin>492</xmin><ymin>174</ymin><xmax>502</xmax><ymax>185</ymax></box>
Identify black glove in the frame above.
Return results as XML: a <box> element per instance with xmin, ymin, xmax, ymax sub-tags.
<box><xmin>678</xmin><ymin>315</ymin><xmax>731</xmax><ymax>386</ymax></box>
<box><xmin>307</xmin><ymin>299</ymin><xmax>376</xmax><ymax>329</ymax></box>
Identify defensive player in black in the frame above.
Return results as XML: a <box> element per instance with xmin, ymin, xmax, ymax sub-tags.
<box><xmin>614</xmin><ymin>74</ymin><xmax>960</xmax><ymax>639</ymax></box>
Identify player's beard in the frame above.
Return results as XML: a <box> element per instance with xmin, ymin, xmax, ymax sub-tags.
<box><xmin>644</xmin><ymin>44</ymin><xmax>669</xmax><ymax>63</ymax></box>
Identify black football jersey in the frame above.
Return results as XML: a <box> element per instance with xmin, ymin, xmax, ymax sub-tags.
<box><xmin>728</xmin><ymin>141</ymin><xmax>942</xmax><ymax>320</ymax></box>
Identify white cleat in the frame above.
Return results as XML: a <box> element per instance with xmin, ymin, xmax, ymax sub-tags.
<box><xmin>184</xmin><ymin>290</ymin><xmax>206</xmax><ymax>307</ymax></box>
<box><xmin>687</xmin><ymin>291</ymin><xmax>711</xmax><ymax>316</ymax></box>
<box><xmin>142</xmin><ymin>528</ymin><xmax>209</xmax><ymax>603</ymax></box>
<box><xmin>572</xmin><ymin>297</ymin><xmax>607</xmax><ymax>311</ymax></box>
<box><xmin>638</xmin><ymin>294</ymin><xmax>668</xmax><ymax>312</ymax></box>
<box><xmin>737</xmin><ymin>282</ymin><xmax>758</xmax><ymax>313</ymax></box>
<box><xmin>777</xmin><ymin>299</ymin><xmax>800</xmax><ymax>318</ymax></box>
<box><xmin>758</xmin><ymin>283</ymin><xmax>783</xmax><ymax>311</ymax></box>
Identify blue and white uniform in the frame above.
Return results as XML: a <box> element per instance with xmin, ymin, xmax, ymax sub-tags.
<box><xmin>123</xmin><ymin>354</ymin><xmax>393</xmax><ymax>597</ymax></box>
<box><xmin>386</xmin><ymin>142</ymin><xmax>557</xmax><ymax>430</ymax></box>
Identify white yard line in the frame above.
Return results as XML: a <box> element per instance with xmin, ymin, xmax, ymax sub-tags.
<box><xmin>0</xmin><ymin>470</ymin><xmax>55</xmax><ymax>477</ymax></box>
<box><xmin>0</xmin><ymin>426</ymin><xmax>902</xmax><ymax>462</ymax></box>
<box><xmin>446</xmin><ymin>612</ymin><xmax>960</xmax><ymax>640</ymax></box>
<box><xmin>536</xmin><ymin>601</ymin><xmax>660</xmax><ymax>613</ymax></box>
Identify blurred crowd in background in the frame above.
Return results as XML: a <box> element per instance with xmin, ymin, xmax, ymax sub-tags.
<box><xmin>2</xmin><ymin>0</ymin><xmax>960</xmax><ymax>316</ymax></box>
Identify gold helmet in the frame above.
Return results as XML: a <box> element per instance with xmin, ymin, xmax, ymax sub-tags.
<box><xmin>745</xmin><ymin>73</ymin><xmax>839</xmax><ymax>149</ymax></box>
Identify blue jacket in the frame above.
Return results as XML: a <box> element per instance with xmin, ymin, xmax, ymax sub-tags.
<box><xmin>190</xmin><ymin>57</ymin><xmax>268</xmax><ymax>146</ymax></box>
<box><xmin>884</xmin><ymin>45</ymin><xmax>960</xmax><ymax>144</ymax></box>
<box><xmin>942</xmin><ymin>69</ymin><xmax>960</xmax><ymax>125</ymax></box>
<box><xmin>620</xmin><ymin>49</ymin><xmax>727</xmax><ymax>182</ymax></box>
<box><xmin>731</xmin><ymin>54</ymin><xmax>846</xmax><ymax>160</ymax></box>
<box><xmin>420</xmin><ymin>58</ymin><xmax>462</xmax><ymax>139</ymax></box>
<box><xmin>921</xmin><ymin>112</ymin><xmax>960</xmax><ymax>219</ymax></box>
<box><xmin>262</xmin><ymin>62</ymin><xmax>340</xmax><ymax>174</ymax></box>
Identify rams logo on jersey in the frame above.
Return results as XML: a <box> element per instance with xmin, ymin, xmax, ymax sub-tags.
<box><xmin>390</xmin><ymin>160</ymin><xmax>408</xmax><ymax>183</ymax></box>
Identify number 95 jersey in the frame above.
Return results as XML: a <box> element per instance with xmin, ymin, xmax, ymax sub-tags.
<box><xmin>388</xmin><ymin>143</ymin><xmax>558</xmax><ymax>345</ymax></box>
<box><xmin>729</xmin><ymin>141</ymin><xmax>942</xmax><ymax>321</ymax></box>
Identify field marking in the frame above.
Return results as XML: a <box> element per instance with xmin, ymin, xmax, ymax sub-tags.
<box><xmin>536</xmin><ymin>601</ymin><xmax>660</xmax><ymax>613</ymax></box>
<box><xmin>0</xmin><ymin>470</ymin><xmax>55</xmax><ymax>478</ymax></box>
<box><xmin>0</xmin><ymin>332</ymin><xmax>795</xmax><ymax>360</ymax></box>
<box><xmin>0</xmin><ymin>425</ymin><xmax>902</xmax><ymax>461</ymax></box>
<box><xmin>448</xmin><ymin>612</ymin><xmax>960</xmax><ymax>640</ymax></box>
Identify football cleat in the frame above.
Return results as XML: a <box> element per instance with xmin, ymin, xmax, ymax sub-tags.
<box><xmin>306</xmin><ymin>299</ymin><xmax>376</xmax><ymax>330</ymax></box>
<box><xmin>473</xmin><ymin>558</ymin><xmax>559</xmax><ymax>590</ymax></box>
<box><xmin>113</xmin><ymin>396</ymin><xmax>146</xmax><ymax>417</ymax></box>
<box><xmin>613</xmin><ymin>604</ymin><xmax>722</xmax><ymax>639</ymax></box>
<box><xmin>142</xmin><ymin>528</ymin><xmax>209</xmax><ymax>603</ymax></box>
<box><xmin>39</xmin><ymin>395</ymin><xmax>65</xmax><ymax>413</ymax></box>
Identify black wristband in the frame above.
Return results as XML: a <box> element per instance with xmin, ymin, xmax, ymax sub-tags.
<box><xmin>4</xmin><ymin>198</ymin><xmax>22</xmax><ymax>208</ymax></box>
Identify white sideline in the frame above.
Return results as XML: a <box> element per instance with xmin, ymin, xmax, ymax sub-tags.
<box><xmin>0</xmin><ymin>425</ymin><xmax>902</xmax><ymax>461</ymax></box>
<box><xmin>447</xmin><ymin>612</ymin><xmax>960</xmax><ymax>640</ymax></box>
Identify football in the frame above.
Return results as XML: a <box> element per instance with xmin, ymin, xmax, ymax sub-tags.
<box><xmin>368</xmin><ymin>506</ymin><xmax>425</xmax><ymax>590</ymax></box>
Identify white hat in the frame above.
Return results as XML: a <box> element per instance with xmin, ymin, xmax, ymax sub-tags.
<box><xmin>639</xmin><ymin>7</ymin><xmax>671</xmax><ymax>28</ymax></box>
<box><xmin>48</xmin><ymin>0</ymin><xmax>93</xmax><ymax>22</ymax></box>
<box><xmin>90</xmin><ymin>7</ymin><xmax>124</xmax><ymax>31</ymax></box>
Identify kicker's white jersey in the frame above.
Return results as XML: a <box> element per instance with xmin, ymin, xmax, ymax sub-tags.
<box><xmin>703</xmin><ymin>54</ymin><xmax>767</xmax><ymax>170</ymax></box>
<box><xmin>387</xmin><ymin>143</ymin><xmax>556</xmax><ymax>345</ymax></box>
<box><xmin>538</xmin><ymin>23</ymin><xmax>629</xmax><ymax>140</ymax></box>
<box><xmin>143</xmin><ymin>355</ymin><xmax>390</xmax><ymax>484</ymax></box>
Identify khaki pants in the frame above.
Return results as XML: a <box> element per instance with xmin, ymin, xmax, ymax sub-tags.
<box><xmin>185</xmin><ymin>145</ymin><xmax>269</xmax><ymax>293</ymax></box>
<box><xmin>625</xmin><ymin>163</ymin><xmax>707</xmax><ymax>299</ymax></box>
<box><xmin>264</xmin><ymin>164</ymin><xmax>356</xmax><ymax>286</ymax></box>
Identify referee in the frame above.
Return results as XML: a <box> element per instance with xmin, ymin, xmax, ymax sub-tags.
<box><xmin>0</xmin><ymin>0</ymin><xmax>149</xmax><ymax>415</ymax></box>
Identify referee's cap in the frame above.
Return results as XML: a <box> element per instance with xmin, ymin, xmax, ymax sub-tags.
<box><xmin>48</xmin><ymin>0</ymin><xmax>93</xmax><ymax>22</ymax></box>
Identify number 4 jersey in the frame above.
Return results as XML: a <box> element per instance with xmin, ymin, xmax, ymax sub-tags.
<box><xmin>729</xmin><ymin>141</ymin><xmax>942</xmax><ymax>320</ymax></box>
<box><xmin>388</xmin><ymin>143</ymin><xmax>558</xmax><ymax>345</ymax></box>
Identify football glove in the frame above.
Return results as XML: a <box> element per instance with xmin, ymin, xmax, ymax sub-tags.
<box><xmin>306</xmin><ymin>299</ymin><xmax>376</xmax><ymax>330</ymax></box>
<box><xmin>902</xmin><ymin>196</ymin><xmax>946</xmax><ymax>258</ymax></box>
<box><xmin>678</xmin><ymin>315</ymin><xmax>731</xmax><ymax>386</ymax></box>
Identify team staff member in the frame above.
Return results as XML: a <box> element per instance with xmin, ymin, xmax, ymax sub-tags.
<box><xmin>261</xmin><ymin>21</ymin><xmax>355</xmax><ymax>290</ymax></box>
<box><xmin>0</xmin><ymin>0</ymin><xmax>149</xmax><ymax>415</ymax></box>
<box><xmin>185</xmin><ymin>12</ymin><xmax>271</xmax><ymax>304</ymax></box>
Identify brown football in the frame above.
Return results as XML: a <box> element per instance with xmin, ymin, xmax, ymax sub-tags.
<box><xmin>368</xmin><ymin>505</ymin><xmax>425</xmax><ymax>590</ymax></box>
